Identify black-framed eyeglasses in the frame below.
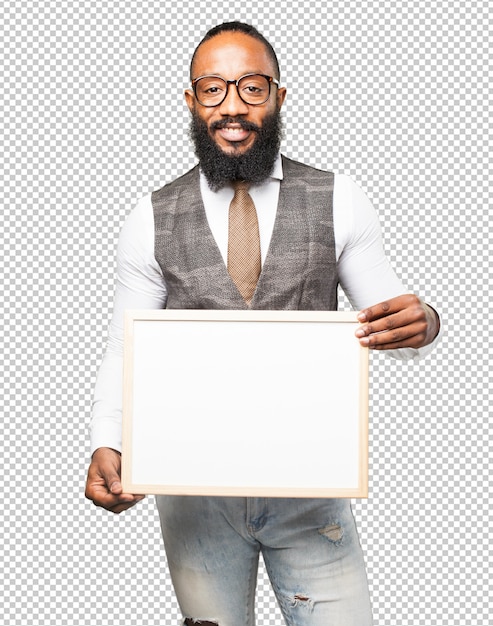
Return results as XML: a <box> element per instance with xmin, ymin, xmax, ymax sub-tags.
<box><xmin>191</xmin><ymin>73</ymin><xmax>280</xmax><ymax>107</ymax></box>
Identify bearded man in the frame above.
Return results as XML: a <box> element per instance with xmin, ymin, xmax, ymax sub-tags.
<box><xmin>85</xmin><ymin>21</ymin><xmax>440</xmax><ymax>626</ymax></box>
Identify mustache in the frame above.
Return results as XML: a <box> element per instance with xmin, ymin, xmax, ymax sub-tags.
<box><xmin>210</xmin><ymin>117</ymin><xmax>261</xmax><ymax>132</ymax></box>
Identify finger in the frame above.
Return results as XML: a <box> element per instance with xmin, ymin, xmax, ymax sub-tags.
<box><xmin>99</xmin><ymin>467</ymin><xmax>123</xmax><ymax>495</ymax></box>
<box><xmin>88</xmin><ymin>457</ymin><xmax>125</xmax><ymax>497</ymax></box>
<box><xmin>355</xmin><ymin>312</ymin><xmax>401</xmax><ymax>338</ymax></box>
<box><xmin>356</xmin><ymin>307</ymin><xmax>426</xmax><ymax>339</ymax></box>
<box><xmin>90</xmin><ymin>485</ymin><xmax>145</xmax><ymax>513</ymax></box>
<box><xmin>108</xmin><ymin>479</ymin><xmax>123</xmax><ymax>495</ymax></box>
<box><xmin>86</xmin><ymin>472</ymin><xmax>144</xmax><ymax>511</ymax></box>
<box><xmin>358</xmin><ymin>321</ymin><xmax>428</xmax><ymax>349</ymax></box>
<box><xmin>357</xmin><ymin>294</ymin><xmax>421</xmax><ymax>323</ymax></box>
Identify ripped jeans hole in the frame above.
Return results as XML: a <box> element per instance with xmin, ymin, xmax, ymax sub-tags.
<box><xmin>291</xmin><ymin>594</ymin><xmax>314</xmax><ymax>611</ymax></box>
<box><xmin>318</xmin><ymin>523</ymin><xmax>344</xmax><ymax>543</ymax></box>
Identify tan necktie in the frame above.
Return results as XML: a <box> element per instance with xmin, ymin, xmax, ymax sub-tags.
<box><xmin>227</xmin><ymin>181</ymin><xmax>261</xmax><ymax>305</ymax></box>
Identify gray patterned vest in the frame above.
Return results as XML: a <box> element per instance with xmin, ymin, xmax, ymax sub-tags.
<box><xmin>152</xmin><ymin>155</ymin><xmax>338</xmax><ymax>310</ymax></box>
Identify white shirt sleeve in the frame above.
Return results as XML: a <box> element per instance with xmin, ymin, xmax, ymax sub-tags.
<box><xmin>334</xmin><ymin>173</ymin><xmax>441</xmax><ymax>361</ymax></box>
<box><xmin>89</xmin><ymin>196</ymin><xmax>165</xmax><ymax>454</ymax></box>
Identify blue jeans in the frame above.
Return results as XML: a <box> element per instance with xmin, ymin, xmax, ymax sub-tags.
<box><xmin>156</xmin><ymin>496</ymin><xmax>373</xmax><ymax>625</ymax></box>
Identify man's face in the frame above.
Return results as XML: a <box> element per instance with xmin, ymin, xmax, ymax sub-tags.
<box><xmin>185</xmin><ymin>32</ymin><xmax>287</xmax><ymax>156</ymax></box>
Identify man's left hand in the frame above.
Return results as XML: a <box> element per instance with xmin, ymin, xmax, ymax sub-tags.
<box><xmin>355</xmin><ymin>294</ymin><xmax>440</xmax><ymax>350</ymax></box>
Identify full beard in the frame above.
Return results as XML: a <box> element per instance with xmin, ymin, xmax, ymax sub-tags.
<box><xmin>189</xmin><ymin>109</ymin><xmax>284</xmax><ymax>191</ymax></box>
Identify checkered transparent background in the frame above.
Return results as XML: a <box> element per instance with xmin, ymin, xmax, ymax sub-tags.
<box><xmin>1</xmin><ymin>1</ymin><xmax>490</xmax><ymax>624</ymax></box>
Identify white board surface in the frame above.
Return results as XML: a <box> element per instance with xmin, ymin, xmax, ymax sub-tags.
<box><xmin>122</xmin><ymin>310</ymin><xmax>368</xmax><ymax>497</ymax></box>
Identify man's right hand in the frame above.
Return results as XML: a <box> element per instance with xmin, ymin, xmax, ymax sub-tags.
<box><xmin>85</xmin><ymin>447</ymin><xmax>145</xmax><ymax>514</ymax></box>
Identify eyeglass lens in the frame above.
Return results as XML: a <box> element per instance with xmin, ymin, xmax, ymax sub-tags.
<box><xmin>194</xmin><ymin>74</ymin><xmax>271</xmax><ymax>106</ymax></box>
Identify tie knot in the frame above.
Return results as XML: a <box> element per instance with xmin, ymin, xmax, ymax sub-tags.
<box><xmin>233</xmin><ymin>180</ymin><xmax>250</xmax><ymax>193</ymax></box>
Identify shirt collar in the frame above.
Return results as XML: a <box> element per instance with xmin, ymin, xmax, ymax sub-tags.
<box><xmin>271</xmin><ymin>152</ymin><xmax>283</xmax><ymax>181</ymax></box>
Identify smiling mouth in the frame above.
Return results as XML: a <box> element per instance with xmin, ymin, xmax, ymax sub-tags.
<box><xmin>211</xmin><ymin>119</ymin><xmax>260</xmax><ymax>143</ymax></box>
<box><xmin>215</xmin><ymin>124</ymin><xmax>251</xmax><ymax>143</ymax></box>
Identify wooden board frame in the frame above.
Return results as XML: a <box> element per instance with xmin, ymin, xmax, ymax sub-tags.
<box><xmin>122</xmin><ymin>310</ymin><xmax>369</xmax><ymax>498</ymax></box>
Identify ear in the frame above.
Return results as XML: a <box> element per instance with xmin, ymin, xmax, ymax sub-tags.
<box><xmin>184</xmin><ymin>89</ymin><xmax>195</xmax><ymax>113</ymax></box>
<box><xmin>276</xmin><ymin>86</ymin><xmax>287</xmax><ymax>110</ymax></box>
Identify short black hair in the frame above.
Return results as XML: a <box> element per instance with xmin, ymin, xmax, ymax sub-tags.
<box><xmin>190</xmin><ymin>21</ymin><xmax>280</xmax><ymax>81</ymax></box>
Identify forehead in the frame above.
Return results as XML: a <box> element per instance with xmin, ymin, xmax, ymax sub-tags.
<box><xmin>192</xmin><ymin>32</ymin><xmax>276</xmax><ymax>79</ymax></box>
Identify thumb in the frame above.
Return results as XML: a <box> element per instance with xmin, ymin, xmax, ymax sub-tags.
<box><xmin>107</xmin><ymin>476</ymin><xmax>123</xmax><ymax>494</ymax></box>
<box><xmin>99</xmin><ymin>466</ymin><xmax>122</xmax><ymax>494</ymax></box>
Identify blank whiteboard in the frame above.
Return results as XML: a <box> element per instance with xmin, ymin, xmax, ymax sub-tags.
<box><xmin>122</xmin><ymin>310</ymin><xmax>369</xmax><ymax>498</ymax></box>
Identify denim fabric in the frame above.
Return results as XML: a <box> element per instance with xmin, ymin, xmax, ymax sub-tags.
<box><xmin>156</xmin><ymin>496</ymin><xmax>373</xmax><ymax>626</ymax></box>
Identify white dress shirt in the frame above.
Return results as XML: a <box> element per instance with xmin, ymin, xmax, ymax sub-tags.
<box><xmin>90</xmin><ymin>155</ymin><xmax>441</xmax><ymax>454</ymax></box>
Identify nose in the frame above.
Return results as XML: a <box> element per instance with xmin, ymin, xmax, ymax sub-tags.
<box><xmin>218</xmin><ymin>82</ymin><xmax>249</xmax><ymax>116</ymax></box>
